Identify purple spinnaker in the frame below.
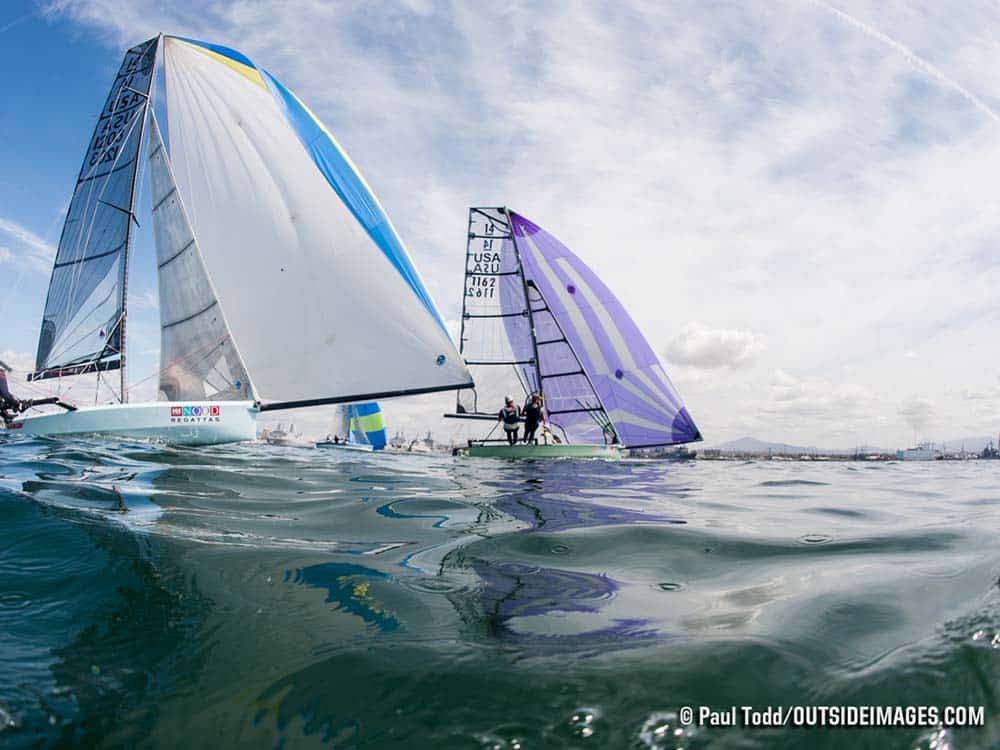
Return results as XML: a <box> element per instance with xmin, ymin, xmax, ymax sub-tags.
<box><xmin>509</xmin><ymin>211</ymin><xmax>700</xmax><ymax>447</ymax></box>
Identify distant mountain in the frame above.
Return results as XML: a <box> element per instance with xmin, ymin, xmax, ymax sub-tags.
<box><xmin>708</xmin><ymin>435</ymin><xmax>996</xmax><ymax>455</ymax></box>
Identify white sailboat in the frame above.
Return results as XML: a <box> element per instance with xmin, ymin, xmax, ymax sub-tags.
<box><xmin>896</xmin><ymin>443</ymin><xmax>938</xmax><ymax>461</ymax></box>
<box><xmin>9</xmin><ymin>36</ymin><xmax>472</xmax><ymax>445</ymax></box>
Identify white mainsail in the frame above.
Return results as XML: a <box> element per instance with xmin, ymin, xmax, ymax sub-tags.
<box><xmin>31</xmin><ymin>37</ymin><xmax>158</xmax><ymax>387</ymax></box>
<box><xmin>330</xmin><ymin>405</ymin><xmax>352</xmax><ymax>440</ymax></box>
<box><xmin>147</xmin><ymin>113</ymin><xmax>252</xmax><ymax>402</ymax></box>
<box><xmin>162</xmin><ymin>37</ymin><xmax>472</xmax><ymax>408</ymax></box>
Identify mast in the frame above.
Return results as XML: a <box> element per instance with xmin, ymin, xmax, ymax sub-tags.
<box><xmin>454</xmin><ymin>209</ymin><xmax>475</xmax><ymax>412</ymax></box>
<box><xmin>503</xmin><ymin>206</ymin><xmax>541</xmax><ymax>399</ymax></box>
<box><xmin>119</xmin><ymin>37</ymin><xmax>159</xmax><ymax>401</ymax></box>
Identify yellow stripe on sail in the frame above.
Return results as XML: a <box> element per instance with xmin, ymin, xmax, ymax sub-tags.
<box><xmin>357</xmin><ymin>412</ymin><xmax>385</xmax><ymax>433</ymax></box>
<box><xmin>174</xmin><ymin>38</ymin><xmax>266</xmax><ymax>90</ymax></box>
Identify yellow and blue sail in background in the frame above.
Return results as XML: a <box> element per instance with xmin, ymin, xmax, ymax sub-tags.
<box><xmin>349</xmin><ymin>402</ymin><xmax>386</xmax><ymax>450</ymax></box>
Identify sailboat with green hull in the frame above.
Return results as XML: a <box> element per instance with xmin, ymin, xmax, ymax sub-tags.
<box><xmin>9</xmin><ymin>35</ymin><xmax>471</xmax><ymax>444</ymax></box>
<box><xmin>447</xmin><ymin>208</ymin><xmax>700</xmax><ymax>459</ymax></box>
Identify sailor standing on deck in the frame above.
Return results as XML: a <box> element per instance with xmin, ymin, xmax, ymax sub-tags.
<box><xmin>498</xmin><ymin>396</ymin><xmax>521</xmax><ymax>446</ymax></box>
<box><xmin>522</xmin><ymin>392</ymin><xmax>543</xmax><ymax>445</ymax></box>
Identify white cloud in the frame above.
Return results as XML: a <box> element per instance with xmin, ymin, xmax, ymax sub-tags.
<box><xmin>757</xmin><ymin>369</ymin><xmax>878</xmax><ymax>432</ymax></box>
<box><xmin>957</xmin><ymin>384</ymin><xmax>1000</xmax><ymax>401</ymax></box>
<box><xmin>898</xmin><ymin>397</ymin><xmax>935</xmax><ymax>433</ymax></box>
<box><xmin>130</xmin><ymin>288</ymin><xmax>159</xmax><ymax>311</ymax></box>
<box><xmin>664</xmin><ymin>323</ymin><xmax>765</xmax><ymax>370</ymax></box>
<box><xmin>0</xmin><ymin>217</ymin><xmax>55</xmax><ymax>272</ymax></box>
<box><xmin>811</xmin><ymin>0</ymin><xmax>1000</xmax><ymax>125</ymax></box>
<box><xmin>0</xmin><ymin>247</ymin><xmax>12</xmax><ymax>263</ymax></box>
<box><xmin>953</xmin><ymin>368</ymin><xmax>1000</xmax><ymax>402</ymax></box>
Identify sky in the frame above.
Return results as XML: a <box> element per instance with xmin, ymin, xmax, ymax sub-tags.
<box><xmin>2</xmin><ymin>0</ymin><xmax>1000</xmax><ymax>449</ymax></box>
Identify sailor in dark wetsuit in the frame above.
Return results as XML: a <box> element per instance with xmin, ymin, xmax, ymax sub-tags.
<box><xmin>522</xmin><ymin>392</ymin><xmax>543</xmax><ymax>445</ymax></box>
<box><xmin>0</xmin><ymin>361</ymin><xmax>24</xmax><ymax>423</ymax></box>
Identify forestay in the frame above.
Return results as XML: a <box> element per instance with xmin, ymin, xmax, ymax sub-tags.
<box><xmin>147</xmin><ymin>113</ymin><xmax>252</xmax><ymax>402</ymax></box>
<box><xmin>32</xmin><ymin>37</ymin><xmax>158</xmax><ymax>382</ymax></box>
<box><xmin>162</xmin><ymin>37</ymin><xmax>471</xmax><ymax>408</ymax></box>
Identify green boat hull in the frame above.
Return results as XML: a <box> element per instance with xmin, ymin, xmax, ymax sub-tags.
<box><xmin>465</xmin><ymin>443</ymin><xmax>623</xmax><ymax>460</ymax></box>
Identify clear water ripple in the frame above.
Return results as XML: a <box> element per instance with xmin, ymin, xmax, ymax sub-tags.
<box><xmin>0</xmin><ymin>436</ymin><xmax>999</xmax><ymax>748</ymax></box>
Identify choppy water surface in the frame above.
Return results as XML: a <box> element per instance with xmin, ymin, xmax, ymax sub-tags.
<box><xmin>2</xmin><ymin>437</ymin><xmax>1000</xmax><ymax>749</ymax></box>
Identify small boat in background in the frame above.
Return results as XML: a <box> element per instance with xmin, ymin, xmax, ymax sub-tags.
<box><xmin>386</xmin><ymin>430</ymin><xmax>436</xmax><ymax>454</ymax></box>
<box><xmin>630</xmin><ymin>445</ymin><xmax>698</xmax><ymax>460</ymax></box>
<box><xmin>263</xmin><ymin>424</ymin><xmax>313</xmax><ymax>448</ymax></box>
<box><xmin>896</xmin><ymin>443</ymin><xmax>938</xmax><ymax>461</ymax></box>
<box><xmin>317</xmin><ymin>403</ymin><xmax>386</xmax><ymax>452</ymax></box>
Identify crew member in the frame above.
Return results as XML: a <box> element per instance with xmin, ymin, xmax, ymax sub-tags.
<box><xmin>522</xmin><ymin>392</ymin><xmax>543</xmax><ymax>445</ymax></box>
<box><xmin>498</xmin><ymin>396</ymin><xmax>521</xmax><ymax>446</ymax></box>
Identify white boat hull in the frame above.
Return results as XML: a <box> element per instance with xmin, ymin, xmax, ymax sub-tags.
<box><xmin>896</xmin><ymin>447</ymin><xmax>937</xmax><ymax>461</ymax></box>
<box><xmin>265</xmin><ymin>437</ymin><xmax>316</xmax><ymax>448</ymax></box>
<box><xmin>316</xmin><ymin>441</ymin><xmax>374</xmax><ymax>452</ymax></box>
<box><xmin>6</xmin><ymin>400</ymin><xmax>258</xmax><ymax>446</ymax></box>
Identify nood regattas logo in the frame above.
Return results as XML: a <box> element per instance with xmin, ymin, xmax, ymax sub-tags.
<box><xmin>170</xmin><ymin>405</ymin><xmax>221</xmax><ymax>423</ymax></box>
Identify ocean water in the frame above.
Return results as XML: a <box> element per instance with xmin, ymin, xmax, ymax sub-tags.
<box><xmin>2</xmin><ymin>437</ymin><xmax>999</xmax><ymax>749</ymax></box>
